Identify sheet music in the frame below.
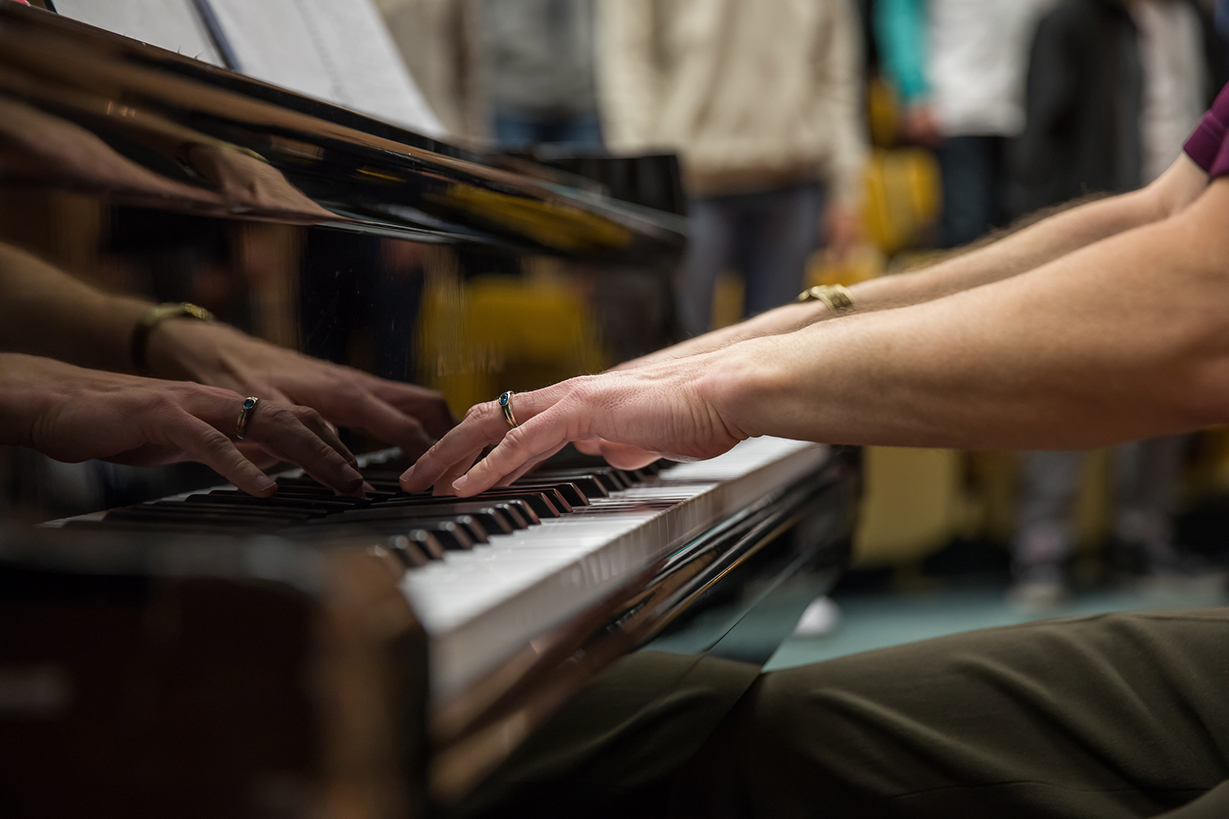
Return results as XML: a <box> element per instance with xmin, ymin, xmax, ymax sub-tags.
<box><xmin>54</xmin><ymin>0</ymin><xmax>223</xmax><ymax>66</ymax></box>
<box><xmin>205</xmin><ymin>0</ymin><xmax>446</xmax><ymax>138</ymax></box>
<box><xmin>55</xmin><ymin>0</ymin><xmax>446</xmax><ymax>138</ymax></box>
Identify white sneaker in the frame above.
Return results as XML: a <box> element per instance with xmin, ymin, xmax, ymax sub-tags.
<box><xmin>793</xmin><ymin>595</ymin><xmax>842</xmax><ymax>637</ymax></box>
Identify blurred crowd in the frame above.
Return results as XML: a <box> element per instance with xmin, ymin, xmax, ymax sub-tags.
<box><xmin>392</xmin><ymin>0</ymin><xmax>1229</xmax><ymax>604</ymax></box>
<box><xmin>35</xmin><ymin>0</ymin><xmax>1229</xmax><ymax>602</ymax></box>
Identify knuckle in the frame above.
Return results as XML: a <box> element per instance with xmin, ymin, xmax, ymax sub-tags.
<box><xmin>295</xmin><ymin>405</ymin><xmax>325</xmax><ymax>426</ymax></box>
<box><xmin>200</xmin><ymin>431</ymin><xmax>234</xmax><ymax>458</ymax></box>
<box><xmin>501</xmin><ymin>425</ymin><xmax>530</xmax><ymax>452</ymax></box>
<box><xmin>465</xmin><ymin>402</ymin><xmax>493</xmax><ymax>423</ymax></box>
<box><xmin>265</xmin><ymin>405</ymin><xmax>298</xmax><ymax>427</ymax></box>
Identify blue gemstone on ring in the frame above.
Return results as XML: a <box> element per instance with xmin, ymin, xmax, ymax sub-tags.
<box><xmin>499</xmin><ymin>393</ymin><xmax>509</xmax><ymax>405</ymax></box>
<box><xmin>243</xmin><ymin>397</ymin><xmax>256</xmax><ymax>410</ymax></box>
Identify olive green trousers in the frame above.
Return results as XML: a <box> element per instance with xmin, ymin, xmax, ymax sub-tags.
<box><xmin>672</xmin><ymin>608</ymin><xmax>1229</xmax><ymax>819</ymax></box>
<box><xmin>471</xmin><ymin>609</ymin><xmax>1229</xmax><ymax>819</ymax></box>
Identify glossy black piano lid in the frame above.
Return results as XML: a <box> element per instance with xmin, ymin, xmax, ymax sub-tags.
<box><xmin>0</xmin><ymin>3</ymin><xmax>686</xmax><ymax>261</ymax></box>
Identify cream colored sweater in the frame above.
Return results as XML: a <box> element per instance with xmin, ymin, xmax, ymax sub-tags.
<box><xmin>597</xmin><ymin>0</ymin><xmax>867</xmax><ymax>205</ymax></box>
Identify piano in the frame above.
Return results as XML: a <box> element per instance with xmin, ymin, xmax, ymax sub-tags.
<box><xmin>0</xmin><ymin>5</ymin><xmax>861</xmax><ymax>818</ymax></box>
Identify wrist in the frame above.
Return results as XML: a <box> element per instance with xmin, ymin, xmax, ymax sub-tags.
<box><xmin>132</xmin><ymin>303</ymin><xmax>217</xmax><ymax>377</ymax></box>
<box><xmin>696</xmin><ymin>338</ymin><xmax>780</xmax><ymax>442</ymax></box>
<box><xmin>144</xmin><ymin>316</ymin><xmax>234</xmax><ymax>382</ymax></box>
<box><xmin>0</xmin><ymin>353</ymin><xmax>67</xmax><ymax>447</ymax></box>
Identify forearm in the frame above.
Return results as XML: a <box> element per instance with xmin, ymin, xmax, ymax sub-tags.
<box><xmin>846</xmin><ymin>188</ymin><xmax>1166</xmax><ymax>314</ymax></box>
<box><xmin>714</xmin><ymin>185</ymin><xmax>1229</xmax><ymax>450</ymax></box>
<box><xmin>618</xmin><ymin>300</ymin><xmax>831</xmax><ymax>367</ymax></box>
<box><xmin>0</xmin><ymin>245</ymin><xmax>151</xmax><ymax>373</ymax></box>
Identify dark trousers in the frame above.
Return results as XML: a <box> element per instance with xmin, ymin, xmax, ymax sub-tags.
<box><xmin>675</xmin><ymin>182</ymin><xmax>822</xmax><ymax>338</ymax></box>
<box><xmin>472</xmin><ymin>609</ymin><xmax>1229</xmax><ymax>819</ymax></box>
<box><xmin>674</xmin><ymin>609</ymin><xmax>1229</xmax><ymax>819</ymax></box>
<box><xmin>938</xmin><ymin>135</ymin><xmax>1010</xmax><ymax>248</ymax></box>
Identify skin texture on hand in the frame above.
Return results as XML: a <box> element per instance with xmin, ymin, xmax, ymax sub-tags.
<box><xmin>0</xmin><ymin>354</ymin><xmax>366</xmax><ymax>497</ymax></box>
<box><xmin>147</xmin><ymin>319</ymin><xmax>456</xmax><ymax>459</ymax></box>
<box><xmin>399</xmin><ymin>356</ymin><xmax>742</xmax><ymax>497</ymax></box>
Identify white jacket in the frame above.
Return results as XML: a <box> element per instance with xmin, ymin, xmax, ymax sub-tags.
<box><xmin>598</xmin><ymin>0</ymin><xmax>867</xmax><ymax>205</ymax></box>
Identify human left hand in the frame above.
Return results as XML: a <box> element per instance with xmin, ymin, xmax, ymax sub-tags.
<box><xmin>397</xmin><ymin>356</ymin><xmax>745</xmax><ymax>497</ymax></box>
<box><xmin>147</xmin><ymin>320</ymin><xmax>455</xmax><ymax>459</ymax></box>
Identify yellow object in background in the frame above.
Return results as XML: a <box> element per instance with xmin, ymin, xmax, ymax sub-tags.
<box><xmin>418</xmin><ymin>270</ymin><xmax>605</xmax><ymax>414</ymax></box>
<box><xmin>861</xmin><ymin>148</ymin><xmax>942</xmax><ymax>256</ymax></box>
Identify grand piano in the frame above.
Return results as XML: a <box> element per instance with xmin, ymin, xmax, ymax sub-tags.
<box><xmin>0</xmin><ymin>4</ymin><xmax>861</xmax><ymax>818</ymax></box>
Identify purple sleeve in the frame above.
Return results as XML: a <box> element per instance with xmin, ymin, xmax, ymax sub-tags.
<box><xmin>1185</xmin><ymin>82</ymin><xmax>1229</xmax><ymax>178</ymax></box>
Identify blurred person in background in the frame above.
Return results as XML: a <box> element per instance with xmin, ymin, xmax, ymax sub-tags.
<box><xmin>599</xmin><ymin>0</ymin><xmax>868</xmax><ymax>339</ymax></box>
<box><xmin>876</xmin><ymin>0</ymin><xmax>1048</xmax><ymax>248</ymax></box>
<box><xmin>481</xmin><ymin>0</ymin><xmax>602</xmax><ymax>150</ymax></box>
<box><xmin>1009</xmin><ymin>0</ymin><xmax>1214</xmax><ymax>607</ymax></box>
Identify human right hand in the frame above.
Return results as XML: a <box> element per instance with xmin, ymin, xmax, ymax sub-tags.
<box><xmin>398</xmin><ymin>353</ymin><xmax>746</xmax><ymax>497</ymax></box>
<box><xmin>3</xmin><ymin>354</ymin><xmax>365</xmax><ymax>497</ymax></box>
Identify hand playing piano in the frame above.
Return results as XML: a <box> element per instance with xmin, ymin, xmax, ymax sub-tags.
<box><xmin>1</xmin><ymin>354</ymin><xmax>366</xmax><ymax>497</ymax></box>
<box><xmin>145</xmin><ymin>319</ymin><xmax>456</xmax><ymax>458</ymax></box>
<box><xmin>398</xmin><ymin>355</ymin><xmax>745</xmax><ymax>496</ymax></box>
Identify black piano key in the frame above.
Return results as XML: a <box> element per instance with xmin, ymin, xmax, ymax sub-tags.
<box><xmin>273</xmin><ymin>523</ymin><xmax>459</xmax><ymax>556</ymax></box>
<box><xmin>327</xmin><ymin>501</ymin><xmax>524</xmax><ymax>531</ymax></box>
<box><xmin>144</xmin><ymin>501</ymin><xmax>323</xmax><ymax>521</ymax></box>
<box><xmin>61</xmin><ymin>519</ymin><xmax>254</xmax><ymax>536</ymax></box>
<box><xmin>210</xmin><ymin>488</ymin><xmax>377</xmax><ymax>503</ymax></box>
<box><xmin>373</xmin><ymin>514</ymin><xmax>492</xmax><ymax>543</ymax></box>
<box><xmin>313</xmin><ymin>519</ymin><xmax>477</xmax><ymax>551</ymax></box>
<box><xmin>379</xmin><ymin>490</ymin><xmax>561</xmax><ymax>518</ymax></box>
<box><xmin>103</xmin><ymin>510</ymin><xmax>289</xmax><ymax>529</ymax></box>
<box><xmin>189</xmin><ymin>493</ymin><xmax>366</xmax><ymax>512</ymax></box>
<box><xmin>394</xmin><ymin>531</ymin><xmax>447</xmax><ymax>561</ymax></box>
<box><xmin>511</xmin><ymin>481</ymin><xmax>590</xmax><ymax>507</ymax></box>
<box><xmin>385</xmin><ymin>532</ymin><xmax>441</xmax><ymax>567</ymax></box>
<box><xmin>520</xmin><ymin>473</ymin><xmax>608</xmax><ymax>499</ymax></box>
<box><xmin>271</xmin><ymin>476</ymin><xmax>392</xmax><ymax>499</ymax></box>
<box><xmin>414</xmin><ymin>521</ymin><xmax>474</xmax><ymax>551</ymax></box>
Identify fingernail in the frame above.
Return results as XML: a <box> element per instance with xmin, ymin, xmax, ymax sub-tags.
<box><xmin>362</xmin><ymin>481</ymin><xmax>375</xmax><ymax>493</ymax></box>
<box><xmin>343</xmin><ymin>465</ymin><xmax>363</xmax><ymax>485</ymax></box>
<box><xmin>256</xmin><ymin>476</ymin><xmax>276</xmax><ymax>494</ymax></box>
<box><xmin>452</xmin><ymin>475</ymin><xmax>470</xmax><ymax>493</ymax></box>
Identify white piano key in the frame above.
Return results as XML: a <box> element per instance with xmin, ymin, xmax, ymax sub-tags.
<box><xmin>405</xmin><ymin>436</ymin><xmax>829</xmax><ymax>701</ymax></box>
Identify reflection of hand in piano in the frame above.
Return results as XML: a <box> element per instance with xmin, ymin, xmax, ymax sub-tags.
<box><xmin>146</xmin><ymin>320</ymin><xmax>457</xmax><ymax>460</ymax></box>
<box><xmin>400</xmin><ymin>359</ymin><xmax>746</xmax><ymax>497</ymax></box>
<box><xmin>2</xmin><ymin>353</ymin><xmax>363</xmax><ymax>496</ymax></box>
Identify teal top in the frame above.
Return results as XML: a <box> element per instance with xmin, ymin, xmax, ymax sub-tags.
<box><xmin>875</xmin><ymin>0</ymin><xmax>929</xmax><ymax>105</ymax></box>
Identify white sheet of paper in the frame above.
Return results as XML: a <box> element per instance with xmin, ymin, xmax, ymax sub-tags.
<box><xmin>208</xmin><ymin>0</ymin><xmax>446</xmax><ymax>137</ymax></box>
<box><xmin>56</xmin><ymin>0</ymin><xmax>445</xmax><ymax>138</ymax></box>
<box><xmin>55</xmin><ymin>0</ymin><xmax>223</xmax><ymax>66</ymax></box>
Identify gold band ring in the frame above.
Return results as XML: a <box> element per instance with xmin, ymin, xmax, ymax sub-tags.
<box><xmin>498</xmin><ymin>391</ymin><xmax>519</xmax><ymax>429</ymax></box>
<box><xmin>236</xmin><ymin>396</ymin><xmax>260</xmax><ymax>440</ymax></box>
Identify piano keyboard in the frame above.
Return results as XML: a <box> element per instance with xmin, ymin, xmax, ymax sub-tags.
<box><xmin>49</xmin><ymin>437</ymin><xmax>829</xmax><ymax>700</ymax></box>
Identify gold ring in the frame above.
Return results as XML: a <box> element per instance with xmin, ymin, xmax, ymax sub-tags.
<box><xmin>498</xmin><ymin>391</ymin><xmax>519</xmax><ymax>428</ymax></box>
<box><xmin>236</xmin><ymin>396</ymin><xmax>260</xmax><ymax>440</ymax></box>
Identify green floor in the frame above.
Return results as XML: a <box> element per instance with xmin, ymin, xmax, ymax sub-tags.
<box><xmin>765</xmin><ymin>581</ymin><xmax>1229</xmax><ymax>671</ymax></box>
